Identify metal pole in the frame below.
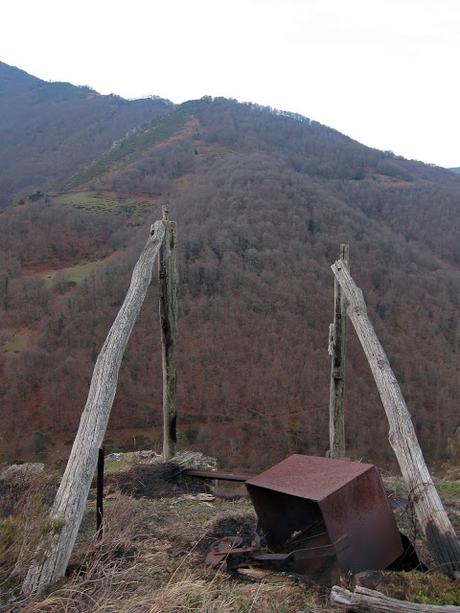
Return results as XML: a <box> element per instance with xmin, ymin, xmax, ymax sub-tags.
<box><xmin>96</xmin><ymin>446</ymin><xmax>105</xmax><ymax>535</ymax></box>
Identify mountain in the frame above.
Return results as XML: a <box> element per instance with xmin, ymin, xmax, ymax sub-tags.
<box><xmin>449</xmin><ymin>167</ymin><xmax>460</xmax><ymax>175</ymax></box>
<box><xmin>0</xmin><ymin>63</ymin><xmax>459</xmax><ymax>470</ymax></box>
<box><xmin>0</xmin><ymin>61</ymin><xmax>173</xmax><ymax>208</ymax></box>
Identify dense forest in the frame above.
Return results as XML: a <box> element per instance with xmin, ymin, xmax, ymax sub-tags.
<box><xmin>0</xmin><ymin>64</ymin><xmax>459</xmax><ymax>470</ymax></box>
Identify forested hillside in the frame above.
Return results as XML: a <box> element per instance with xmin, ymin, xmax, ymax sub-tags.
<box><xmin>0</xmin><ymin>62</ymin><xmax>173</xmax><ymax>208</ymax></box>
<box><xmin>0</xmin><ymin>67</ymin><xmax>459</xmax><ymax>470</ymax></box>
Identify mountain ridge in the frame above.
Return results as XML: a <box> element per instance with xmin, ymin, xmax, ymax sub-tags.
<box><xmin>2</xmin><ymin>60</ymin><xmax>459</xmax><ymax>207</ymax></box>
<box><xmin>0</xmin><ymin>61</ymin><xmax>174</xmax><ymax>208</ymax></box>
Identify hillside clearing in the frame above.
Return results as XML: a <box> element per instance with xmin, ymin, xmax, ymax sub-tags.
<box><xmin>0</xmin><ymin>327</ymin><xmax>39</xmax><ymax>355</ymax></box>
<box><xmin>56</xmin><ymin>191</ymin><xmax>156</xmax><ymax>217</ymax></box>
<box><xmin>63</xmin><ymin>107</ymin><xmax>193</xmax><ymax>190</ymax></box>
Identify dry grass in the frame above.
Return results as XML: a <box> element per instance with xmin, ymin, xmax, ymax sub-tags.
<box><xmin>2</xmin><ymin>471</ymin><xmax>458</xmax><ymax>612</ymax></box>
<box><xmin>0</xmin><ymin>472</ymin><xmax>58</xmax><ymax>602</ymax></box>
<box><xmin>7</xmin><ymin>495</ymin><xmax>142</xmax><ymax>612</ymax></box>
<box><xmin>146</xmin><ymin>574</ymin><xmax>312</xmax><ymax>612</ymax></box>
<box><xmin>4</xmin><ymin>494</ymin><xmax>318</xmax><ymax>612</ymax></box>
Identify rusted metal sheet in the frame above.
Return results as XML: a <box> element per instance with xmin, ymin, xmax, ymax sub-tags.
<box><xmin>205</xmin><ymin>534</ymin><xmax>348</xmax><ymax>578</ymax></box>
<box><xmin>245</xmin><ymin>454</ymin><xmax>403</xmax><ymax>580</ymax></box>
<box><xmin>246</xmin><ymin>454</ymin><xmax>372</xmax><ymax>501</ymax></box>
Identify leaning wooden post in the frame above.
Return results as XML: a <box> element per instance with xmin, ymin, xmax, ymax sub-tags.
<box><xmin>331</xmin><ymin>259</ymin><xmax>460</xmax><ymax>577</ymax></box>
<box><xmin>158</xmin><ymin>206</ymin><xmax>178</xmax><ymax>461</ymax></box>
<box><xmin>22</xmin><ymin>221</ymin><xmax>166</xmax><ymax>594</ymax></box>
<box><xmin>328</xmin><ymin>244</ymin><xmax>349</xmax><ymax>457</ymax></box>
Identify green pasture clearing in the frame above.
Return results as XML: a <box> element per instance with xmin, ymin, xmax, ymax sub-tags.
<box><xmin>64</xmin><ymin>105</ymin><xmax>190</xmax><ymax>189</ymax></box>
<box><xmin>57</xmin><ymin>191</ymin><xmax>153</xmax><ymax>216</ymax></box>
<box><xmin>41</xmin><ymin>260</ymin><xmax>101</xmax><ymax>287</ymax></box>
<box><xmin>0</xmin><ymin>329</ymin><xmax>36</xmax><ymax>354</ymax></box>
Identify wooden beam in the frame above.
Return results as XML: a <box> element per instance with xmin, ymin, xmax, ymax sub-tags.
<box><xmin>22</xmin><ymin>221</ymin><xmax>166</xmax><ymax>594</ymax></box>
<box><xmin>159</xmin><ymin>206</ymin><xmax>178</xmax><ymax>461</ymax></box>
<box><xmin>331</xmin><ymin>585</ymin><xmax>460</xmax><ymax>612</ymax></box>
<box><xmin>331</xmin><ymin>259</ymin><xmax>460</xmax><ymax>577</ymax></box>
<box><xmin>328</xmin><ymin>244</ymin><xmax>349</xmax><ymax>457</ymax></box>
<box><xmin>184</xmin><ymin>469</ymin><xmax>255</xmax><ymax>482</ymax></box>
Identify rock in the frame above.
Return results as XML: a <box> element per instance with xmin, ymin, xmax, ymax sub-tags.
<box><xmin>1</xmin><ymin>462</ymin><xmax>44</xmax><ymax>480</ymax></box>
<box><xmin>105</xmin><ymin>449</ymin><xmax>217</xmax><ymax>470</ymax></box>
<box><xmin>105</xmin><ymin>450</ymin><xmax>162</xmax><ymax>464</ymax></box>
<box><xmin>169</xmin><ymin>451</ymin><xmax>218</xmax><ymax>471</ymax></box>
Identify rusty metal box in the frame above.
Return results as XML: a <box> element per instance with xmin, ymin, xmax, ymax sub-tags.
<box><xmin>245</xmin><ymin>454</ymin><xmax>403</xmax><ymax>578</ymax></box>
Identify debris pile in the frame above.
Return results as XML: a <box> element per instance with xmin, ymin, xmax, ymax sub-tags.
<box><xmin>106</xmin><ymin>451</ymin><xmax>218</xmax><ymax>498</ymax></box>
<box><xmin>197</xmin><ymin>455</ymin><xmax>425</xmax><ymax>586</ymax></box>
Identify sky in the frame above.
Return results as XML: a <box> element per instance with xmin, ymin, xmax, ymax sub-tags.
<box><xmin>2</xmin><ymin>0</ymin><xmax>460</xmax><ymax>167</ymax></box>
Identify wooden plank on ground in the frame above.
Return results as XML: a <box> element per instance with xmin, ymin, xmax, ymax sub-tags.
<box><xmin>331</xmin><ymin>585</ymin><xmax>460</xmax><ymax>612</ymax></box>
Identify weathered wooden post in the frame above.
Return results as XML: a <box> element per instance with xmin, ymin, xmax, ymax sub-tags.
<box><xmin>328</xmin><ymin>243</ymin><xmax>349</xmax><ymax>457</ymax></box>
<box><xmin>22</xmin><ymin>221</ymin><xmax>166</xmax><ymax>594</ymax></box>
<box><xmin>332</xmin><ymin>259</ymin><xmax>460</xmax><ymax>577</ymax></box>
<box><xmin>158</xmin><ymin>206</ymin><xmax>178</xmax><ymax>461</ymax></box>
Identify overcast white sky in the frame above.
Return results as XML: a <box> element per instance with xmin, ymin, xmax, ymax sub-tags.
<box><xmin>2</xmin><ymin>0</ymin><xmax>460</xmax><ymax>167</ymax></box>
